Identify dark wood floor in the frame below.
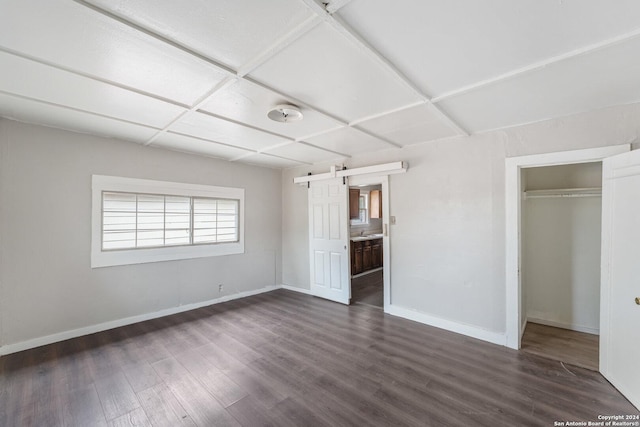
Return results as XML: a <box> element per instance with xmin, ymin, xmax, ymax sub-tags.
<box><xmin>1</xmin><ymin>290</ymin><xmax>637</xmax><ymax>427</ymax></box>
<box><xmin>522</xmin><ymin>322</ymin><xmax>599</xmax><ymax>371</ymax></box>
<box><xmin>351</xmin><ymin>269</ymin><xmax>383</xmax><ymax>307</ymax></box>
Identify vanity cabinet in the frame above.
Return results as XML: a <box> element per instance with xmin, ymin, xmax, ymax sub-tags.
<box><xmin>350</xmin><ymin>238</ymin><xmax>382</xmax><ymax>276</ymax></box>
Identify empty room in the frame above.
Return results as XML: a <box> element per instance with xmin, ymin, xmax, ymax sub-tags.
<box><xmin>1</xmin><ymin>0</ymin><xmax>639</xmax><ymax>426</ymax></box>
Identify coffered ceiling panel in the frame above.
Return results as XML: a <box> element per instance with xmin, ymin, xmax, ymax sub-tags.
<box><xmin>338</xmin><ymin>0</ymin><xmax>640</xmax><ymax>96</ymax></box>
<box><xmin>199</xmin><ymin>80</ymin><xmax>343</xmax><ymax>139</ymax></box>
<box><xmin>85</xmin><ymin>0</ymin><xmax>315</xmax><ymax>71</ymax></box>
<box><xmin>304</xmin><ymin>127</ymin><xmax>395</xmax><ymax>156</ymax></box>
<box><xmin>436</xmin><ymin>36</ymin><xmax>640</xmax><ymax>133</ymax></box>
<box><xmin>262</xmin><ymin>142</ymin><xmax>345</xmax><ymax>164</ymax></box>
<box><xmin>153</xmin><ymin>132</ymin><xmax>254</xmax><ymax>160</ymax></box>
<box><xmin>356</xmin><ymin>103</ymin><xmax>458</xmax><ymax>146</ymax></box>
<box><xmin>249</xmin><ymin>22</ymin><xmax>422</xmax><ymax>122</ymax></box>
<box><xmin>0</xmin><ymin>0</ymin><xmax>227</xmax><ymax>105</ymax></box>
<box><xmin>168</xmin><ymin>111</ymin><xmax>290</xmax><ymax>151</ymax></box>
<box><xmin>0</xmin><ymin>52</ymin><xmax>184</xmax><ymax>128</ymax></box>
<box><xmin>0</xmin><ymin>93</ymin><xmax>158</xmax><ymax>143</ymax></box>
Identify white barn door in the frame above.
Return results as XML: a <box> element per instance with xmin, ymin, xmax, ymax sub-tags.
<box><xmin>308</xmin><ymin>178</ymin><xmax>350</xmax><ymax>305</ymax></box>
<box><xmin>600</xmin><ymin>149</ymin><xmax>640</xmax><ymax>410</ymax></box>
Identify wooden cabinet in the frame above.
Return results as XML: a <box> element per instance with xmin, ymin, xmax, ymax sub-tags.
<box><xmin>370</xmin><ymin>189</ymin><xmax>382</xmax><ymax>219</ymax></box>
<box><xmin>351</xmin><ymin>241</ymin><xmax>363</xmax><ymax>275</ymax></box>
<box><xmin>363</xmin><ymin>241</ymin><xmax>372</xmax><ymax>271</ymax></box>
<box><xmin>350</xmin><ymin>238</ymin><xmax>382</xmax><ymax>276</ymax></box>
<box><xmin>349</xmin><ymin>188</ymin><xmax>360</xmax><ymax>220</ymax></box>
<box><xmin>372</xmin><ymin>240</ymin><xmax>382</xmax><ymax>268</ymax></box>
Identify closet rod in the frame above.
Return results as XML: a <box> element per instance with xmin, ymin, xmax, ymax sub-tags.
<box><xmin>523</xmin><ymin>187</ymin><xmax>601</xmax><ymax>199</ymax></box>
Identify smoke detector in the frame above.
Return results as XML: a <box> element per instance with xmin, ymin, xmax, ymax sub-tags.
<box><xmin>267</xmin><ymin>104</ymin><xmax>303</xmax><ymax>123</ymax></box>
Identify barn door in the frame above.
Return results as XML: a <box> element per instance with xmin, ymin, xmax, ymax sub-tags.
<box><xmin>600</xmin><ymin>149</ymin><xmax>640</xmax><ymax>410</ymax></box>
<box><xmin>308</xmin><ymin>178</ymin><xmax>350</xmax><ymax>304</ymax></box>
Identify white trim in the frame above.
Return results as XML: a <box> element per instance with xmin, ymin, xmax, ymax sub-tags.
<box><xmin>386</xmin><ymin>304</ymin><xmax>506</xmax><ymax>346</ymax></box>
<box><xmin>280</xmin><ymin>283</ymin><xmax>314</xmax><ymax>295</ymax></box>
<box><xmin>526</xmin><ymin>317</ymin><xmax>599</xmax><ymax>336</ymax></box>
<box><xmin>0</xmin><ymin>285</ymin><xmax>278</xmax><ymax>356</ymax></box>
<box><xmin>294</xmin><ymin>162</ymin><xmax>407</xmax><ymax>184</ymax></box>
<box><xmin>505</xmin><ymin>144</ymin><xmax>630</xmax><ymax>349</ymax></box>
<box><xmin>91</xmin><ymin>175</ymin><xmax>245</xmax><ymax>268</ymax></box>
<box><xmin>432</xmin><ymin>26</ymin><xmax>640</xmax><ymax>104</ymax></box>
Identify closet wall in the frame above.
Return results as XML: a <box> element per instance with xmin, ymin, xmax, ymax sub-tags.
<box><xmin>523</xmin><ymin>162</ymin><xmax>602</xmax><ymax>334</ymax></box>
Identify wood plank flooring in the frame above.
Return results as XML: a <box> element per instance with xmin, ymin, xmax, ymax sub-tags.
<box><xmin>1</xmin><ymin>290</ymin><xmax>637</xmax><ymax>426</ymax></box>
<box><xmin>521</xmin><ymin>322</ymin><xmax>599</xmax><ymax>371</ymax></box>
<box><xmin>351</xmin><ymin>269</ymin><xmax>383</xmax><ymax>307</ymax></box>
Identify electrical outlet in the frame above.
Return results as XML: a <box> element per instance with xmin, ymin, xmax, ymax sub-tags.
<box><xmin>218</xmin><ymin>284</ymin><xmax>224</xmax><ymax>292</ymax></box>
<box><xmin>390</xmin><ymin>216</ymin><xmax>396</xmax><ymax>225</ymax></box>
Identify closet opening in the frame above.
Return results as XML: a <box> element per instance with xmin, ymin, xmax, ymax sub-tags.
<box><xmin>520</xmin><ymin>162</ymin><xmax>602</xmax><ymax>370</ymax></box>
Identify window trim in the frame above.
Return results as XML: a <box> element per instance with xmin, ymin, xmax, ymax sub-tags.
<box><xmin>92</xmin><ymin>175</ymin><xmax>244</xmax><ymax>268</ymax></box>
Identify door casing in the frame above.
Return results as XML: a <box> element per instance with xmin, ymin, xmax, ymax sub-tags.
<box><xmin>504</xmin><ymin>144</ymin><xmax>630</xmax><ymax>350</ymax></box>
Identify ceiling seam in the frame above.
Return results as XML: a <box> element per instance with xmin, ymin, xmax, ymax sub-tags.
<box><xmin>71</xmin><ymin>0</ymin><xmax>237</xmax><ymax>75</ymax></box>
<box><xmin>236</xmin><ymin>15</ymin><xmax>323</xmax><ymax>77</ymax></box>
<box><xmin>0</xmin><ymin>45</ymin><xmax>191</xmax><ymax>110</ymax></box>
<box><xmin>431</xmin><ymin>27</ymin><xmax>640</xmax><ymax>104</ymax></box>
<box><xmin>297</xmin><ymin>0</ymin><xmax>469</xmax><ymax>137</ymax></box>
<box><xmin>164</xmin><ymin>130</ymin><xmax>257</xmax><ymax>154</ymax></box>
<box><xmin>301</xmin><ymin>0</ymin><xmax>469</xmax><ymax>136</ymax></box>
<box><xmin>0</xmin><ymin>89</ymin><xmax>163</xmax><ymax>131</ymax></box>
<box><xmin>144</xmin><ymin>76</ymin><xmax>237</xmax><ymax>146</ymax></box>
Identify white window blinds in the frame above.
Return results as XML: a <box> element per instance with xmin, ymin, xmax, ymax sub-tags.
<box><xmin>102</xmin><ymin>192</ymin><xmax>239</xmax><ymax>250</ymax></box>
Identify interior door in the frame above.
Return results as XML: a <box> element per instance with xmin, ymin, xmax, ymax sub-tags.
<box><xmin>308</xmin><ymin>178</ymin><xmax>350</xmax><ymax>304</ymax></box>
<box><xmin>600</xmin><ymin>149</ymin><xmax>640</xmax><ymax>410</ymax></box>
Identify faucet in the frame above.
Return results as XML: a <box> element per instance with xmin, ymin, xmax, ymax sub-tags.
<box><xmin>360</xmin><ymin>230</ymin><xmax>365</xmax><ymax>236</ymax></box>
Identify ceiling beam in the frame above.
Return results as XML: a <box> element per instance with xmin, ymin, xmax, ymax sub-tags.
<box><xmin>70</xmin><ymin>0</ymin><xmax>440</xmax><ymax>158</ymax></box>
<box><xmin>236</xmin><ymin>14</ymin><xmax>322</xmax><ymax>77</ymax></box>
<box><xmin>325</xmin><ymin>0</ymin><xmax>354</xmax><ymax>14</ymax></box>
<box><xmin>0</xmin><ymin>89</ymin><xmax>162</xmax><ymax>132</ymax></box>
<box><xmin>430</xmin><ymin>26</ymin><xmax>640</xmax><ymax>104</ymax></box>
<box><xmin>298</xmin><ymin>0</ymin><xmax>469</xmax><ymax>136</ymax></box>
<box><xmin>144</xmin><ymin>76</ymin><xmax>237</xmax><ymax>146</ymax></box>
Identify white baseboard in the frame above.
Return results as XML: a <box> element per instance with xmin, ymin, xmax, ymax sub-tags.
<box><xmin>279</xmin><ymin>283</ymin><xmax>313</xmax><ymax>295</ymax></box>
<box><xmin>386</xmin><ymin>304</ymin><xmax>507</xmax><ymax>346</ymax></box>
<box><xmin>0</xmin><ymin>285</ymin><xmax>279</xmax><ymax>356</ymax></box>
<box><xmin>521</xmin><ymin>317</ymin><xmax>528</xmax><ymax>340</ymax></box>
<box><xmin>527</xmin><ymin>317</ymin><xmax>599</xmax><ymax>335</ymax></box>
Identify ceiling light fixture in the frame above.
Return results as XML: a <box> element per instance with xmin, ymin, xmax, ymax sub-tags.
<box><xmin>267</xmin><ymin>104</ymin><xmax>303</xmax><ymax>123</ymax></box>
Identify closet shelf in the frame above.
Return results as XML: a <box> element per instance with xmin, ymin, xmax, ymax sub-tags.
<box><xmin>524</xmin><ymin>187</ymin><xmax>602</xmax><ymax>199</ymax></box>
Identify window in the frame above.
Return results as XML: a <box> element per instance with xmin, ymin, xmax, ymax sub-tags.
<box><xmin>92</xmin><ymin>175</ymin><xmax>244</xmax><ymax>268</ymax></box>
<box><xmin>102</xmin><ymin>192</ymin><xmax>239</xmax><ymax>250</ymax></box>
<box><xmin>350</xmin><ymin>193</ymin><xmax>369</xmax><ymax>226</ymax></box>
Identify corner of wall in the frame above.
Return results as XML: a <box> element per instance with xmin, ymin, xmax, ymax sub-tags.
<box><xmin>0</xmin><ymin>118</ymin><xmax>7</xmax><ymax>350</ymax></box>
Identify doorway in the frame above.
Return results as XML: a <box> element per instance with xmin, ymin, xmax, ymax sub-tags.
<box><xmin>348</xmin><ymin>174</ymin><xmax>391</xmax><ymax>310</ymax></box>
<box><xmin>349</xmin><ymin>183</ymin><xmax>383</xmax><ymax>308</ymax></box>
<box><xmin>519</xmin><ymin>162</ymin><xmax>602</xmax><ymax>370</ymax></box>
<box><xmin>504</xmin><ymin>145</ymin><xmax>629</xmax><ymax>351</ymax></box>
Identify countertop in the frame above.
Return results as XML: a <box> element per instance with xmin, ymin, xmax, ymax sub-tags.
<box><xmin>350</xmin><ymin>234</ymin><xmax>383</xmax><ymax>242</ymax></box>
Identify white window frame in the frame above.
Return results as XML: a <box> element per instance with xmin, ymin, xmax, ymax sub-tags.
<box><xmin>350</xmin><ymin>191</ymin><xmax>370</xmax><ymax>226</ymax></box>
<box><xmin>92</xmin><ymin>175</ymin><xmax>244</xmax><ymax>268</ymax></box>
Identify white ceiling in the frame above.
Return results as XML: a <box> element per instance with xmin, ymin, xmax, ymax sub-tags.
<box><xmin>2</xmin><ymin>0</ymin><xmax>640</xmax><ymax>168</ymax></box>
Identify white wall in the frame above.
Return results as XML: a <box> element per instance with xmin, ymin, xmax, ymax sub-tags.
<box><xmin>282</xmin><ymin>102</ymin><xmax>640</xmax><ymax>339</ymax></box>
<box><xmin>0</xmin><ymin>119</ymin><xmax>282</xmax><ymax>352</ymax></box>
<box><xmin>523</xmin><ymin>164</ymin><xmax>602</xmax><ymax>334</ymax></box>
